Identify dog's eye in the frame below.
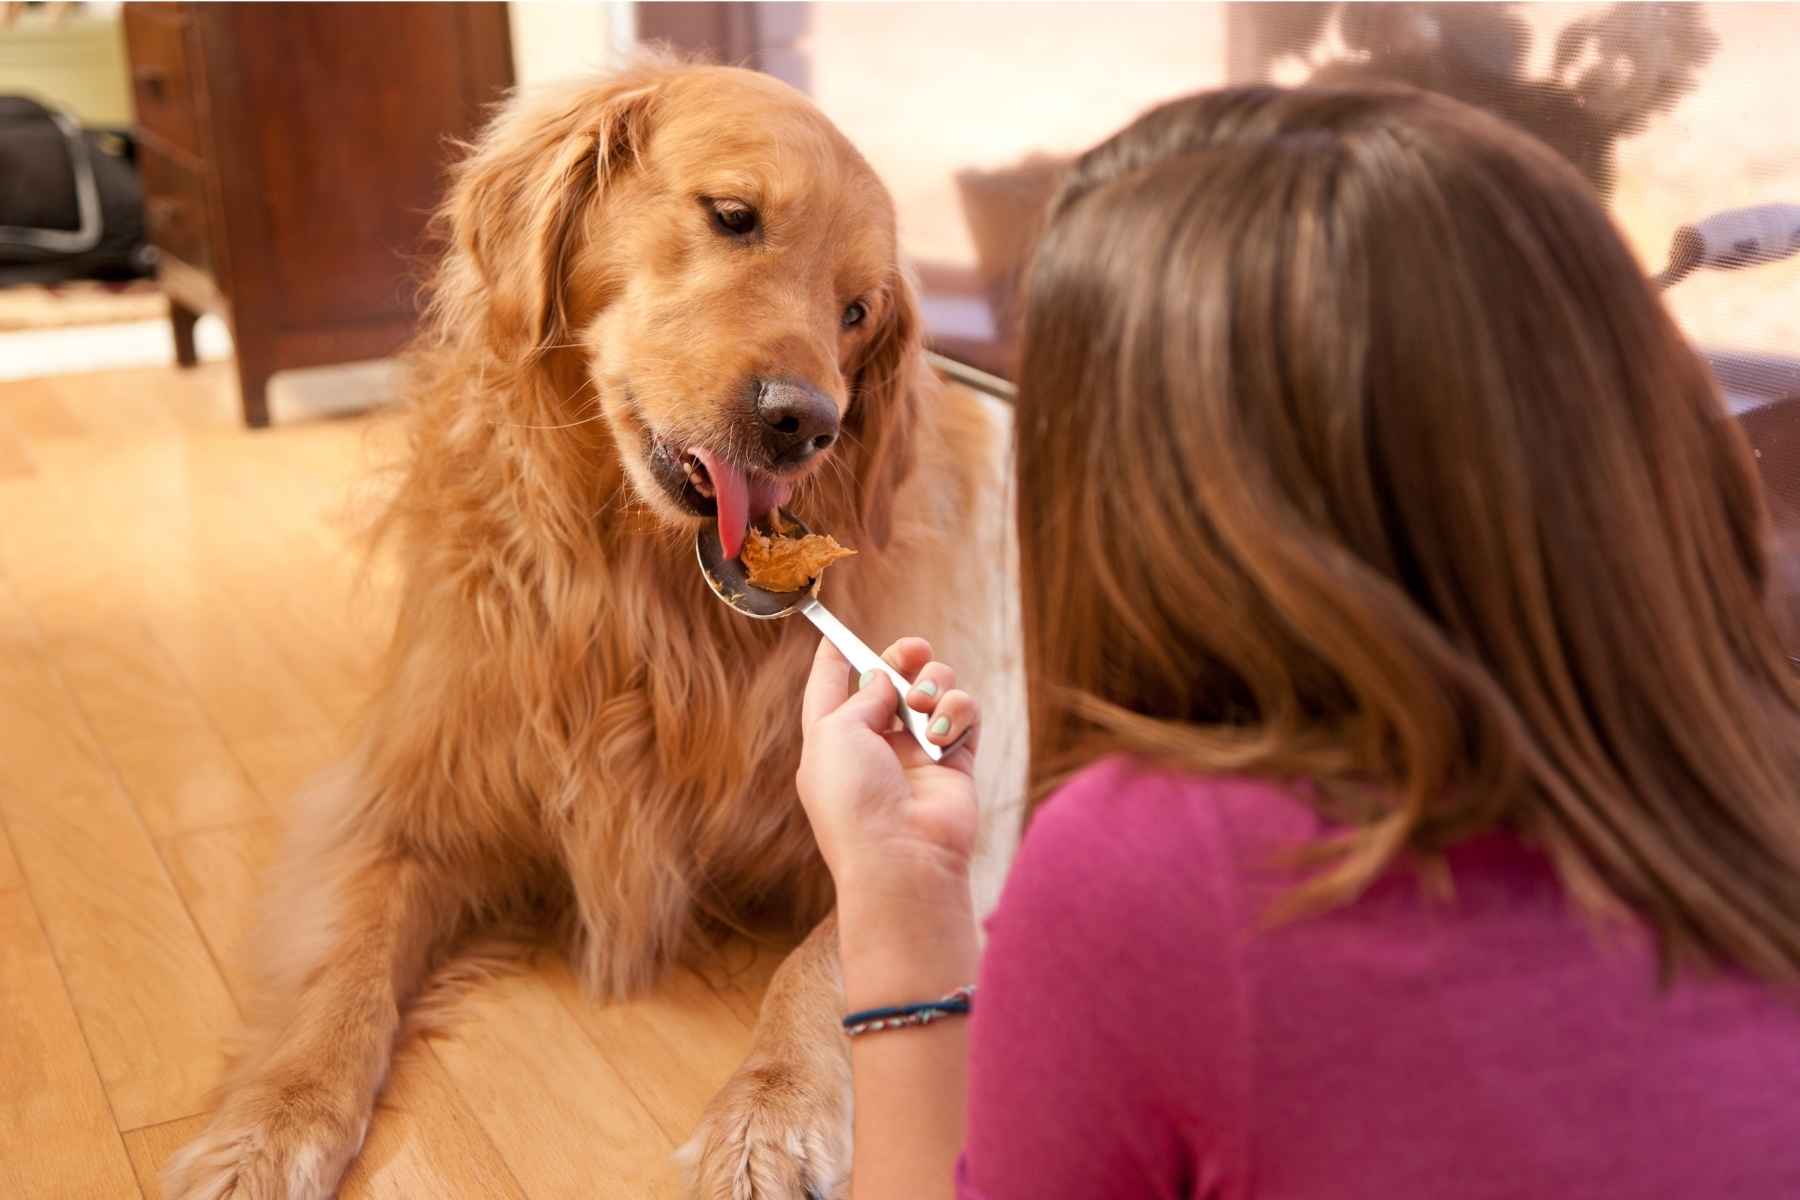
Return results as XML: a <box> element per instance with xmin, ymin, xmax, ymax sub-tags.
<box><xmin>709</xmin><ymin>200</ymin><xmax>759</xmax><ymax>238</ymax></box>
<box><xmin>841</xmin><ymin>301</ymin><xmax>867</xmax><ymax>329</ymax></box>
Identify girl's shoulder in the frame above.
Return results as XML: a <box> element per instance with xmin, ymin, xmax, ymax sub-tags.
<box><xmin>995</xmin><ymin>757</ymin><xmax>1324</xmax><ymax>954</ymax></box>
<box><xmin>1030</xmin><ymin>755</ymin><xmax>1325</xmax><ymax>875</ymax></box>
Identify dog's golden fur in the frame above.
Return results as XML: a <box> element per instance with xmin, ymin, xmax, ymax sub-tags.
<box><xmin>165</xmin><ymin>62</ymin><xmax>1020</xmax><ymax>1200</ymax></box>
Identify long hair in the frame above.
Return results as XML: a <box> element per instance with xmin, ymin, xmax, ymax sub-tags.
<box><xmin>1015</xmin><ymin>85</ymin><xmax>1800</xmax><ymax>982</ymax></box>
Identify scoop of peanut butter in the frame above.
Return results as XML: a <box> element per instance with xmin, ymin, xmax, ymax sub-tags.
<box><xmin>741</xmin><ymin>523</ymin><xmax>857</xmax><ymax>592</ymax></box>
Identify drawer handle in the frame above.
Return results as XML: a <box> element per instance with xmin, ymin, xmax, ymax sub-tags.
<box><xmin>134</xmin><ymin>66</ymin><xmax>170</xmax><ymax>101</ymax></box>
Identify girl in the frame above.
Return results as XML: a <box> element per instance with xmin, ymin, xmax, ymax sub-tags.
<box><xmin>799</xmin><ymin>85</ymin><xmax>1800</xmax><ymax>1198</ymax></box>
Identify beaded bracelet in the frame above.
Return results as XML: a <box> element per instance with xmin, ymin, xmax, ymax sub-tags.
<box><xmin>842</xmin><ymin>985</ymin><xmax>976</xmax><ymax>1037</ymax></box>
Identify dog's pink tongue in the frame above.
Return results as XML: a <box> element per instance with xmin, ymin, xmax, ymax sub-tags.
<box><xmin>750</xmin><ymin>475</ymin><xmax>794</xmax><ymax>527</ymax></box>
<box><xmin>693</xmin><ymin>448</ymin><xmax>751</xmax><ymax>560</ymax></box>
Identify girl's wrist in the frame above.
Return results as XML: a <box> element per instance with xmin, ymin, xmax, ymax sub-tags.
<box><xmin>836</xmin><ymin>871</ymin><xmax>979</xmax><ymax>1013</ymax></box>
<box><xmin>840</xmin><ymin>928</ymin><xmax>979</xmax><ymax>1015</ymax></box>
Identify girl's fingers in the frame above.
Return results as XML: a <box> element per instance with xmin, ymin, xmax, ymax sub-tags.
<box><xmin>926</xmin><ymin>688</ymin><xmax>978</xmax><ymax>747</ymax></box>
<box><xmin>801</xmin><ymin>636</ymin><xmax>855</xmax><ymax>727</ymax></box>
<box><xmin>832</xmin><ymin>666</ymin><xmax>902</xmax><ymax>735</ymax></box>
<box><xmin>824</xmin><ymin>637</ymin><xmax>977</xmax><ymax>761</ymax></box>
<box><xmin>879</xmin><ymin>637</ymin><xmax>933</xmax><ymax>681</ymax></box>
<box><xmin>904</xmin><ymin>660</ymin><xmax>958</xmax><ymax>713</ymax></box>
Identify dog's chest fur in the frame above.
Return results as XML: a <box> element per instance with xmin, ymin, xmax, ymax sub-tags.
<box><xmin>537</xmin><ymin>534</ymin><xmax>841</xmax><ymax>991</ymax></box>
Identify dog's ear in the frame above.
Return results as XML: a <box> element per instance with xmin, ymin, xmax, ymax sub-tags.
<box><xmin>447</xmin><ymin>74</ymin><xmax>659</xmax><ymax>355</ymax></box>
<box><xmin>845</xmin><ymin>272</ymin><xmax>923</xmax><ymax>549</ymax></box>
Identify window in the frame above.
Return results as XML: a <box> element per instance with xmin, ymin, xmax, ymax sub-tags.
<box><xmin>794</xmin><ymin>4</ymin><xmax>1798</xmax><ymax>391</ymax></box>
<box><xmin>639</xmin><ymin>2</ymin><xmax>1800</xmax><ymax>602</ymax></box>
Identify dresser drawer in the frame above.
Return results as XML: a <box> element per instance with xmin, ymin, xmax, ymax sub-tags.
<box><xmin>138</xmin><ymin>143</ymin><xmax>214</xmax><ymax>278</ymax></box>
<box><xmin>122</xmin><ymin>5</ymin><xmax>203</xmax><ymax>158</ymax></box>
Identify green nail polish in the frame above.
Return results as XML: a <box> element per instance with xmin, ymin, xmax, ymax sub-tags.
<box><xmin>858</xmin><ymin>669</ymin><xmax>878</xmax><ymax>690</ymax></box>
<box><xmin>930</xmin><ymin>716</ymin><xmax>951</xmax><ymax>737</ymax></box>
<box><xmin>914</xmin><ymin>680</ymin><xmax>939</xmax><ymax>698</ymax></box>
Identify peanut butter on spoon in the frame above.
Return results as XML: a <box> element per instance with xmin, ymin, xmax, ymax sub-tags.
<box><xmin>694</xmin><ymin>509</ymin><xmax>947</xmax><ymax>763</ymax></box>
<box><xmin>740</xmin><ymin>522</ymin><xmax>857</xmax><ymax>593</ymax></box>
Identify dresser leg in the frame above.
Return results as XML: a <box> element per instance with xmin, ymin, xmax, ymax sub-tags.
<box><xmin>236</xmin><ymin>359</ymin><xmax>273</xmax><ymax>429</ymax></box>
<box><xmin>170</xmin><ymin>300</ymin><xmax>201</xmax><ymax>368</ymax></box>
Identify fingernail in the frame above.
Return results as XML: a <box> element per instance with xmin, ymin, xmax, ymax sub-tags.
<box><xmin>930</xmin><ymin>716</ymin><xmax>952</xmax><ymax>737</ymax></box>
<box><xmin>912</xmin><ymin>680</ymin><xmax>939</xmax><ymax>699</ymax></box>
<box><xmin>857</xmin><ymin>669</ymin><xmax>879</xmax><ymax>690</ymax></box>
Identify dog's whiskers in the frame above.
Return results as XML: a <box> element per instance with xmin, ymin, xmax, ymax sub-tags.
<box><xmin>818</xmin><ymin>450</ymin><xmax>855</xmax><ymax>496</ymax></box>
<box><xmin>491</xmin><ymin>377</ymin><xmax>605</xmax><ymax>430</ymax></box>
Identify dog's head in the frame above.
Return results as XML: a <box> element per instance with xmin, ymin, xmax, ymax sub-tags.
<box><xmin>446</xmin><ymin>63</ymin><xmax>919</xmax><ymax>558</ymax></box>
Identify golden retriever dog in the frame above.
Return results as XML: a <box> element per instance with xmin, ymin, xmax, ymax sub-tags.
<box><xmin>163</xmin><ymin>60</ymin><xmax>1020</xmax><ymax>1200</ymax></box>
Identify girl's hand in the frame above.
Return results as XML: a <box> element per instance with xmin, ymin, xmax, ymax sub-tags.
<box><xmin>799</xmin><ymin>646</ymin><xmax>978</xmax><ymax>1200</ymax></box>
<box><xmin>798</xmin><ymin>636</ymin><xmax>982</xmax><ymax>1009</ymax></box>
<box><xmin>797</xmin><ymin>635</ymin><xmax>981</xmax><ymax>893</ymax></box>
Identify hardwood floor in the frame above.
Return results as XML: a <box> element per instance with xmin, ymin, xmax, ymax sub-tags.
<box><xmin>0</xmin><ymin>361</ymin><xmax>784</xmax><ymax>1199</ymax></box>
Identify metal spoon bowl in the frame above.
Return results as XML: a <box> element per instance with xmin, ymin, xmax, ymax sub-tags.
<box><xmin>696</xmin><ymin>511</ymin><xmax>949</xmax><ymax>762</ymax></box>
<box><xmin>695</xmin><ymin>510</ymin><xmax>821</xmax><ymax>619</ymax></box>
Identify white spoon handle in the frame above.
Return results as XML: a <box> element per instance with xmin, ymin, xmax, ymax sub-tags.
<box><xmin>800</xmin><ymin>598</ymin><xmax>944</xmax><ymax>762</ymax></box>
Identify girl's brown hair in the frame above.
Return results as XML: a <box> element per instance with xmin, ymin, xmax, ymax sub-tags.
<box><xmin>1015</xmin><ymin>85</ymin><xmax>1800</xmax><ymax>981</ymax></box>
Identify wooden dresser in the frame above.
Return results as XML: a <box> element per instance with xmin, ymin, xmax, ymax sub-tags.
<box><xmin>122</xmin><ymin>3</ymin><xmax>513</xmax><ymax>427</ymax></box>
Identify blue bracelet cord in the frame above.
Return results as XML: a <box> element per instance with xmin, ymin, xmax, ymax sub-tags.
<box><xmin>842</xmin><ymin>985</ymin><xmax>975</xmax><ymax>1031</ymax></box>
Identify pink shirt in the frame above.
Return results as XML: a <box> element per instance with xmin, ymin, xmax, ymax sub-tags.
<box><xmin>957</xmin><ymin>758</ymin><xmax>1800</xmax><ymax>1198</ymax></box>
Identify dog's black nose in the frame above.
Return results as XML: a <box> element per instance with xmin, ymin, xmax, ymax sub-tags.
<box><xmin>754</xmin><ymin>379</ymin><xmax>840</xmax><ymax>467</ymax></box>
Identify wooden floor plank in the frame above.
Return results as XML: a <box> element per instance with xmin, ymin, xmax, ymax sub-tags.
<box><xmin>0</xmin><ymin>444</ymin><xmax>269</xmax><ymax>842</ymax></box>
<box><xmin>1</xmin><ymin>373</ymin><xmax>87</xmax><ymax>440</ymax></box>
<box><xmin>124</xmin><ymin>1047</ymin><xmax>528</xmax><ymax>1200</ymax></box>
<box><xmin>0</xmin><ymin>419</ymin><xmax>35</xmax><ymax>480</ymax></box>
<box><xmin>148</xmin><ymin>360</ymin><xmax>242</xmax><ymax>433</ymax></box>
<box><xmin>1</xmin><ymin>381</ymin><xmax>349</xmax><ymax>762</ymax></box>
<box><xmin>0</xmin><ymin>806</ymin><xmax>21</xmax><ymax>893</ymax></box>
<box><xmin>9</xmin><ymin>574</ymin><xmax>266</xmax><ymax>841</ymax></box>
<box><xmin>140</xmin><ymin>587</ymin><xmax>341</xmax><ymax>749</ymax></box>
<box><xmin>0</xmin><ymin>569</ymin><xmax>26</xmax><ymax>897</ymax></box>
<box><xmin>431</xmin><ymin>969</ymin><xmax>685</xmax><ymax>1199</ymax></box>
<box><xmin>0</xmin><ymin>887</ymin><xmax>141</xmax><ymax>1200</ymax></box>
<box><xmin>344</xmin><ymin>1046</ymin><xmax>531</xmax><ymax>1200</ymax></box>
<box><xmin>2</xmin><ymin>359</ymin><xmax>782</xmax><ymax>1196</ymax></box>
<box><xmin>692</xmin><ymin>937</ymin><xmax>793</xmax><ymax>1030</ymax></box>
<box><xmin>122</xmin><ymin>1114</ymin><xmax>208</xmax><ymax>1200</ymax></box>
<box><xmin>189</xmin><ymin>543</ymin><xmax>381</xmax><ymax>732</ymax></box>
<box><xmin>169</xmin><ymin>425</ymin><xmax>393</xmax><ymax>729</ymax></box>
<box><xmin>548</xmin><ymin>959</ymin><xmax>755</xmax><ymax>1146</ymax></box>
<box><xmin>228</xmin><ymin>728</ymin><xmax>344</xmax><ymax>814</ymax></box>
<box><xmin>159</xmin><ymin>819</ymin><xmax>281</xmax><ymax>1011</ymax></box>
<box><xmin>114</xmin><ymin>434</ymin><xmax>359</xmax><ymax>751</ymax></box>
<box><xmin>92</xmin><ymin>729</ymin><xmax>266</xmax><ymax>844</ymax></box>
<box><xmin>0</xmin><ymin>578</ymin><xmax>238</xmax><ymax>1132</ymax></box>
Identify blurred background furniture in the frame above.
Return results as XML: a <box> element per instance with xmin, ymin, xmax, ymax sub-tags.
<box><xmin>122</xmin><ymin>1</ymin><xmax>512</xmax><ymax>427</ymax></box>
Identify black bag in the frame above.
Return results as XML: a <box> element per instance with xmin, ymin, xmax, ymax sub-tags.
<box><xmin>0</xmin><ymin>95</ymin><xmax>155</xmax><ymax>285</ymax></box>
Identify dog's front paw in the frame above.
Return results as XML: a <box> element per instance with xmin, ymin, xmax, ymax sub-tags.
<box><xmin>161</xmin><ymin>1084</ymin><xmax>370</xmax><ymax>1200</ymax></box>
<box><xmin>680</xmin><ymin>1057</ymin><xmax>852</xmax><ymax>1200</ymax></box>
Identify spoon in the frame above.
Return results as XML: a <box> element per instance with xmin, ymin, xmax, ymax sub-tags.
<box><xmin>696</xmin><ymin>511</ymin><xmax>947</xmax><ymax>762</ymax></box>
